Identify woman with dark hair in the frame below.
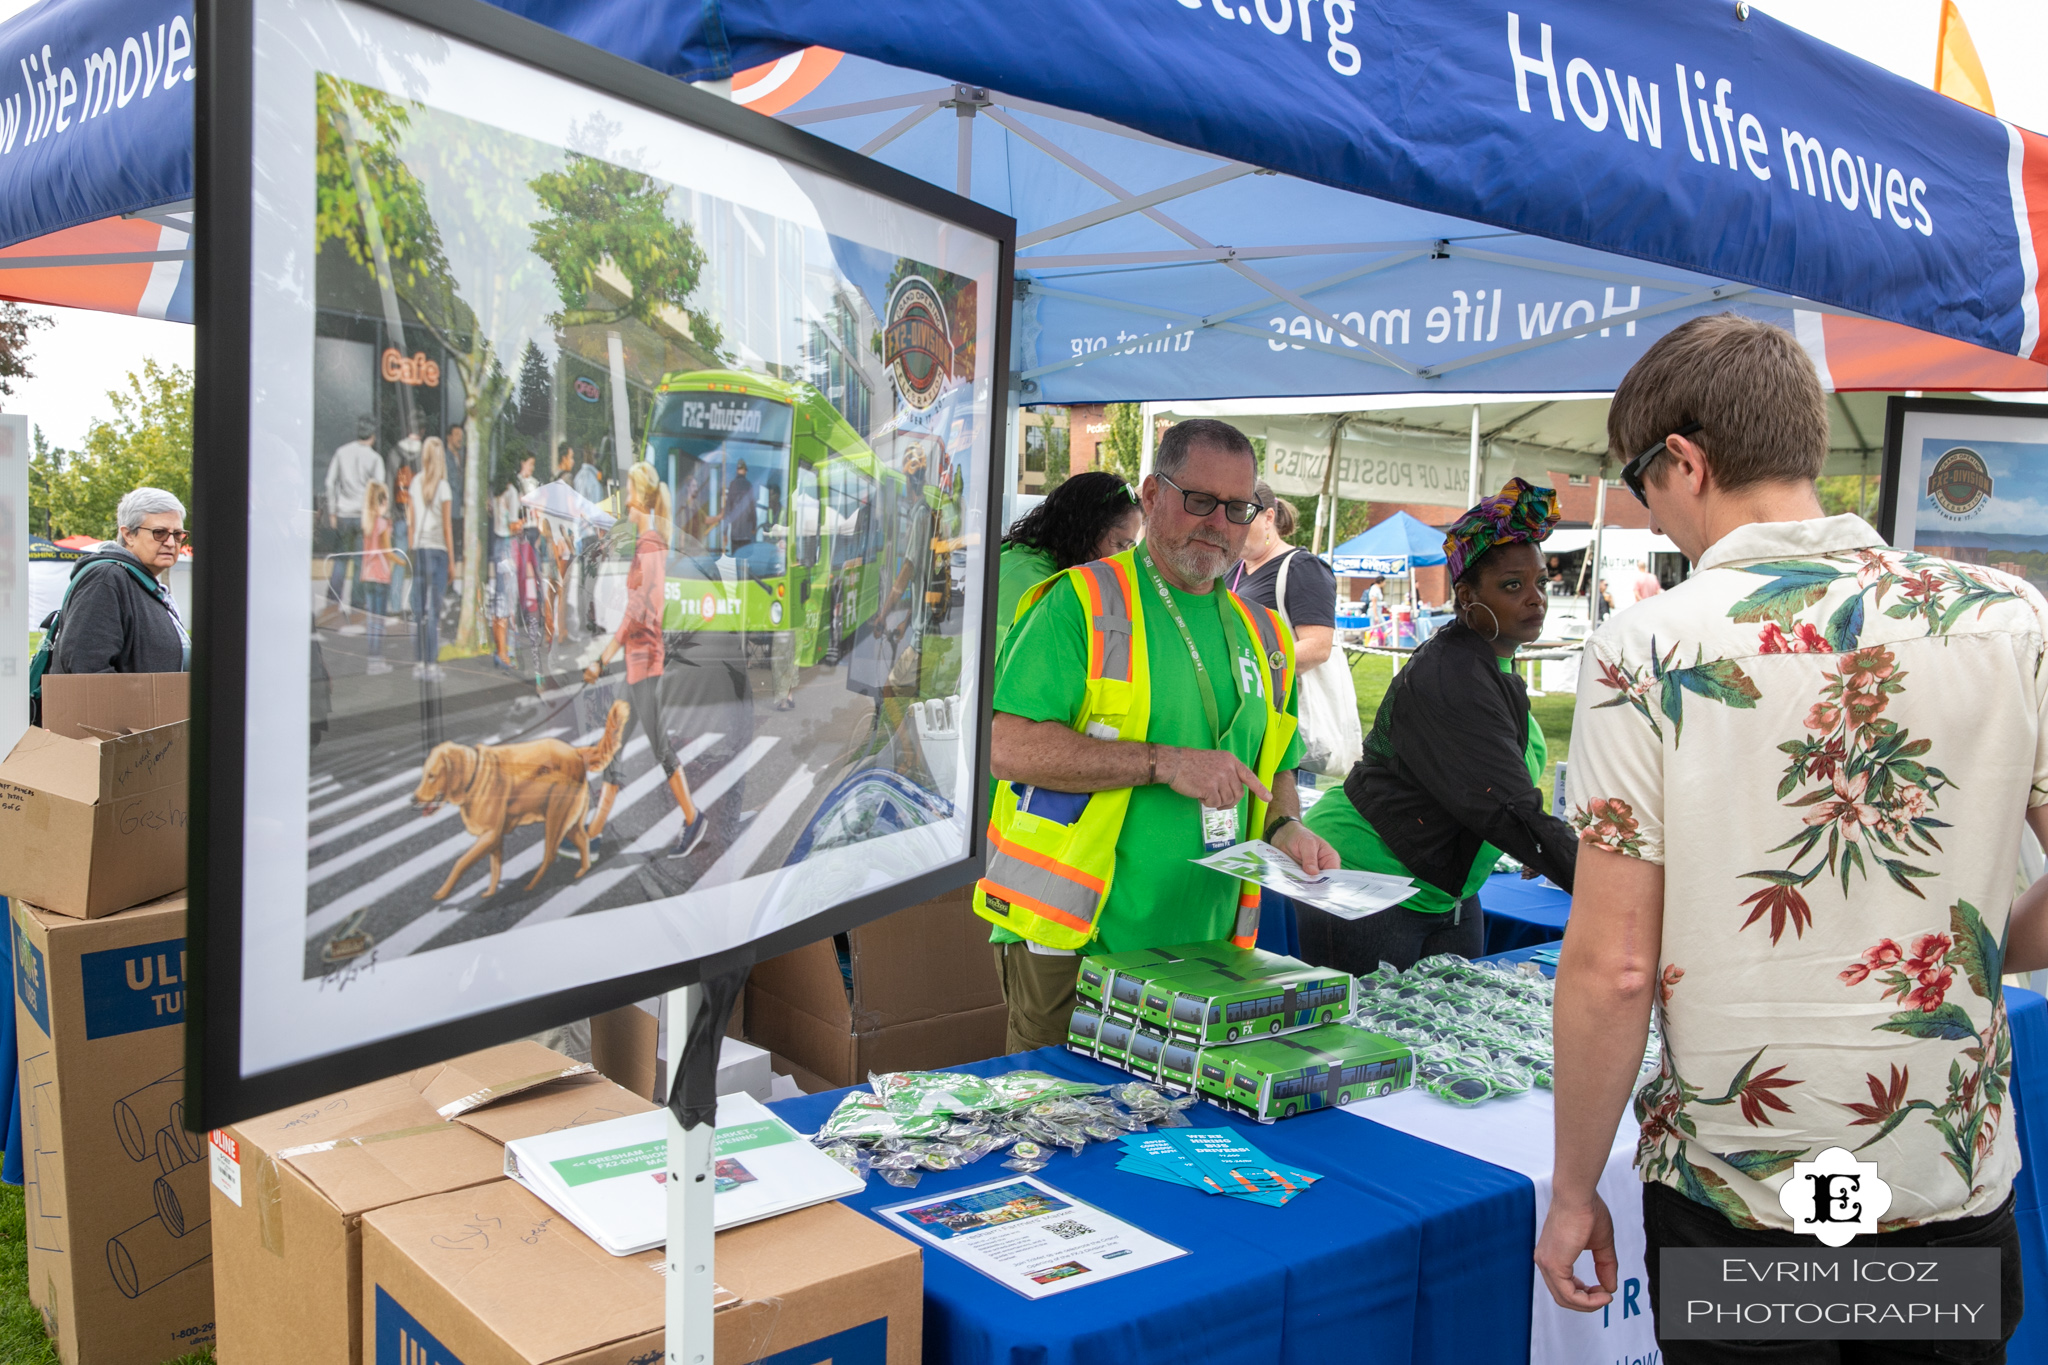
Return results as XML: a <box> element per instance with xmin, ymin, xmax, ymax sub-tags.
<box><xmin>1296</xmin><ymin>478</ymin><xmax>1579</xmax><ymax>974</ymax></box>
<box><xmin>995</xmin><ymin>470</ymin><xmax>1142</xmax><ymax>655</ymax></box>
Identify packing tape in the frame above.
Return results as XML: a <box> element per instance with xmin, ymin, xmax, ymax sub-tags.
<box><xmin>433</xmin><ymin>1063</ymin><xmax>594</xmax><ymax>1119</ymax></box>
<box><xmin>276</xmin><ymin>1122</ymin><xmax>456</xmax><ymax>1162</ymax></box>
<box><xmin>254</xmin><ymin>1121</ymin><xmax>462</xmax><ymax>1259</ymax></box>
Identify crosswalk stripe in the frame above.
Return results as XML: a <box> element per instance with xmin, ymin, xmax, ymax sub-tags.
<box><xmin>696</xmin><ymin>768</ymin><xmax>817</xmax><ymax>890</ymax></box>
<box><xmin>501</xmin><ymin>737</ymin><xmax>779</xmax><ymax>933</ymax></box>
<box><xmin>308</xmin><ymin>769</ymin><xmax>421</xmax><ymax>822</ymax></box>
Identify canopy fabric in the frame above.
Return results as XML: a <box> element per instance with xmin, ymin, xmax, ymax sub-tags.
<box><xmin>506</xmin><ymin>0</ymin><xmax>2048</xmax><ymax>366</ymax></box>
<box><xmin>1330</xmin><ymin>511</ymin><xmax>1447</xmax><ymax>576</ymax></box>
<box><xmin>0</xmin><ymin>0</ymin><xmax>194</xmax><ymax>318</ymax></box>
<box><xmin>1175</xmin><ymin>389</ymin><xmax>1908</xmax><ymax>506</ymax></box>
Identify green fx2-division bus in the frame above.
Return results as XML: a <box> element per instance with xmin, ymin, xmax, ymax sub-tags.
<box><xmin>1138</xmin><ymin>965</ymin><xmax>1352</xmax><ymax>1045</ymax></box>
<box><xmin>643</xmin><ymin>370</ymin><xmax>937</xmax><ymax>669</ymax></box>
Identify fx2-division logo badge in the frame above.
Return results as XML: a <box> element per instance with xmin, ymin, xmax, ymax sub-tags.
<box><xmin>1926</xmin><ymin>446</ymin><xmax>1993</xmax><ymax>520</ymax></box>
<box><xmin>1777</xmin><ymin>1146</ymin><xmax>1894</xmax><ymax>1247</ymax></box>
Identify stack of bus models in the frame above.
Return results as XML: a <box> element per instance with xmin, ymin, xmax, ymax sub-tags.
<box><xmin>1065</xmin><ymin>941</ymin><xmax>1413</xmax><ymax>1122</ymax></box>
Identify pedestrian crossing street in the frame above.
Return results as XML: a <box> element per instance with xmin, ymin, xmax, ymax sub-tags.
<box><xmin>302</xmin><ymin>713</ymin><xmax>823</xmax><ymax>972</ymax></box>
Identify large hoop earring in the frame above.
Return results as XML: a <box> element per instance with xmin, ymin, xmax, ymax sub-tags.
<box><xmin>1465</xmin><ymin>600</ymin><xmax>1501</xmax><ymax>642</ymax></box>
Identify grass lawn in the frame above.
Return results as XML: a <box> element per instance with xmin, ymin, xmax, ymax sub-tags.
<box><xmin>0</xmin><ymin>1181</ymin><xmax>212</xmax><ymax>1365</ymax></box>
<box><xmin>1344</xmin><ymin>649</ymin><xmax>1575</xmax><ymax>814</ymax></box>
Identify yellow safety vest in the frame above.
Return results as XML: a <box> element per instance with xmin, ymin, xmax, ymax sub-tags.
<box><xmin>974</xmin><ymin>547</ymin><xmax>1299</xmax><ymax>951</ymax></box>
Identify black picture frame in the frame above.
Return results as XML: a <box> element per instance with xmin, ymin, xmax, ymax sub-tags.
<box><xmin>1877</xmin><ymin>395</ymin><xmax>2048</xmax><ymax>547</ymax></box>
<box><xmin>190</xmin><ymin>0</ymin><xmax>1015</xmax><ymax>1128</ymax></box>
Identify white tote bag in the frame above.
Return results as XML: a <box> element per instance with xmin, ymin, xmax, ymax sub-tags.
<box><xmin>1275</xmin><ymin>550</ymin><xmax>1364</xmax><ymax>779</ymax></box>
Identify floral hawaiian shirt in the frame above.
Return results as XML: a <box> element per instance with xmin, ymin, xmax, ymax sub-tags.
<box><xmin>1565</xmin><ymin>515</ymin><xmax>2048</xmax><ymax>1231</ymax></box>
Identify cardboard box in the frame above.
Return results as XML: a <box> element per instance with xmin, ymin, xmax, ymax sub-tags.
<box><xmin>13</xmin><ymin>892</ymin><xmax>215</xmax><ymax>1363</ymax></box>
<box><xmin>747</xmin><ymin>885</ymin><xmax>1005</xmax><ymax>1088</ymax></box>
<box><xmin>590</xmin><ymin>997</ymin><xmax>749</xmax><ymax>1104</ymax></box>
<box><xmin>209</xmin><ymin>1042</ymin><xmax>592</xmax><ymax>1365</ymax></box>
<box><xmin>0</xmin><ymin>674</ymin><xmax>189</xmax><ymax>917</ymax></box>
<box><xmin>453</xmin><ymin>1074</ymin><xmax>657</xmax><ymax>1147</ymax></box>
<box><xmin>40</xmin><ymin>673</ymin><xmax>188</xmax><ymax>742</ymax></box>
<box><xmin>362</xmin><ymin>1184</ymin><xmax>921</xmax><ymax>1365</ymax></box>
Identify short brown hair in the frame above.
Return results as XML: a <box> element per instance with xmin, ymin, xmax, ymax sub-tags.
<box><xmin>1608</xmin><ymin>313</ymin><xmax>1828</xmax><ymax>493</ymax></box>
<box><xmin>1157</xmin><ymin>418</ymin><xmax>1254</xmax><ymax>478</ymax></box>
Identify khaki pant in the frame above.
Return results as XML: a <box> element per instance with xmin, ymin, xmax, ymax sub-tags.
<box><xmin>993</xmin><ymin>942</ymin><xmax>1079</xmax><ymax>1054</ymax></box>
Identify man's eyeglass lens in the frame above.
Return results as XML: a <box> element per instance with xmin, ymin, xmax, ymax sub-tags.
<box><xmin>1623</xmin><ymin>422</ymin><xmax>1701</xmax><ymax>505</ymax></box>
<box><xmin>140</xmin><ymin>527</ymin><xmax>192</xmax><ymax>545</ymax></box>
<box><xmin>1160</xmin><ymin>473</ymin><xmax>1262</xmax><ymax>525</ymax></box>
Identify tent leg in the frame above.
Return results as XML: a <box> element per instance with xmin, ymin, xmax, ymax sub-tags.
<box><xmin>1140</xmin><ymin>402</ymin><xmax>1158</xmax><ymax>480</ymax></box>
<box><xmin>664</xmin><ymin>983</ymin><xmax>716</xmax><ymax>1365</ymax></box>
<box><xmin>1467</xmin><ymin>404</ymin><xmax>1481</xmax><ymax>501</ymax></box>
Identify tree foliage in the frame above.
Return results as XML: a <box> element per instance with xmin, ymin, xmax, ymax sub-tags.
<box><xmin>29</xmin><ymin>361</ymin><xmax>193</xmax><ymax>540</ymax></box>
<box><xmin>528</xmin><ymin>143</ymin><xmax>723</xmax><ymax>356</ymax></box>
<box><xmin>1098</xmin><ymin>402</ymin><xmax>1144</xmax><ymax>482</ymax></box>
<box><xmin>0</xmin><ymin>303</ymin><xmax>52</xmax><ymax>400</ymax></box>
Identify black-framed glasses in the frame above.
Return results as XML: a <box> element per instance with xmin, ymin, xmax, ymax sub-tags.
<box><xmin>1157</xmin><ymin>471</ymin><xmax>1264</xmax><ymax>525</ymax></box>
<box><xmin>1621</xmin><ymin>422</ymin><xmax>1702</xmax><ymax>506</ymax></box>
<box><xmin>132</xmin><ymin>526</ymin><xmax>193</xmax><ymax>546</ymax></box>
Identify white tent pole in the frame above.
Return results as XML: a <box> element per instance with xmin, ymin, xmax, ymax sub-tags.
<box><xmin>663</xmin><ymin>982</ymin><xmax>715</xmax><ymax>1365</ymax></box>
<box><xmin>1466</xmin><ymin>404</ymin><xmax>1482</xmax><ymax>502</ymax></box>
<box><xmin>1588</xmin><ymin>471</ymin><xmax>1609</xmax><ymax>630</ymax></box>
<box><xmin>1139</xmin><ymin>402</ymin><xmax>1158</xmax><ymax>480</ymax></box>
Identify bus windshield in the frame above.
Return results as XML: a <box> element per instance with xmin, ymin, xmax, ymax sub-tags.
<box><xmin>645</xmin><ymin>391</ymin><xmax>794</xmax><ymax>577</ymax></box>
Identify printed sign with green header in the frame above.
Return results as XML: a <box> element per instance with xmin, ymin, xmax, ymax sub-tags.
<box><xmin>716</xmin><ymin>1119</ymin><xmax>796</xmax><ymax>1157</ymax></box>
<box><xmin>550</xmin><ymin>1141</ymin><xmax>666</xmax><ymax>1188</ymax></box>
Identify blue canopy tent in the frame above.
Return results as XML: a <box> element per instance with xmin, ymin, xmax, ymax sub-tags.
<box><xmin>4</xmin><ymin>0</ymin><xmax>2048</xmax><ymax>398</ymax></box>
<box><xmin>1329</xmin><ymin>512</ymin><xmax>1447</xmax><ymax>578</ymax></box>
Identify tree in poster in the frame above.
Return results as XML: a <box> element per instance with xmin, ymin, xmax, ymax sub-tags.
<box><xmin>527</xmin><ymin>132</ymin><xmax>725</xmax><ymax>360</ymax></box>
<box><xmin>314</xmin><ymin>75</ymin><xmax>543</xmax><ymax>655</ymax></box>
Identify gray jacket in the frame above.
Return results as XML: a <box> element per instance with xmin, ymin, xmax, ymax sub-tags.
<box><xmin>49</xmin><ymin>546</ymin><xmax>187</xmax><ymax>675</ymax></box>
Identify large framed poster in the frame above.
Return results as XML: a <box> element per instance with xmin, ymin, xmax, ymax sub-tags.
<box><xmin>191</xmin><ymin>0</ymin><xmax>1012</xmax><ymax>1124</ymax></box>
<box><xmin>1881</xmin><ymin>397</ymin><xmax>2048</xmax><ymax>596</ymax></box>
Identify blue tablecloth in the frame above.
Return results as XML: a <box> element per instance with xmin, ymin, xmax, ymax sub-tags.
<box><xmin>1477</xmin><ymin>874</ymin><xmax>1570</xmax><ymax>956</ymax></box>
<box><xmin>772</xmin><ymin>1046</ymin><xmax>1533</xmax><ymax>1365</ymax></box>
<box><xmin>773</xmin><ymin>983</ymin><xmax>2048</xmax><ymax>1364</ymax></box>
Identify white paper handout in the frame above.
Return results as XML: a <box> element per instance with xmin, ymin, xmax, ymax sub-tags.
<box><xmin>1194</xmin><ymin>839</ymin><xmax>1415</xmax><ymax>920</ymax></box>
<box><xmin>875</xmin><ymin>1176</ymin><xmax>1187</xmax><ymax>1299</ymax></box>
<box><xmin>502</xmin><ymin>1091</ymin><xmax>864</xmax><ymax>1255</ymax></box>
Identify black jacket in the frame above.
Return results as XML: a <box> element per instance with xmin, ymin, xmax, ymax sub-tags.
<box><xmin>1342</xmin><ymin>620</ymin><xmax>1577</xmax><ymax>898</ymax></box>
<box><xmin>48</xmin><ymin>547</ymin><xmax>186</xmax><ymax>675</ymax></box>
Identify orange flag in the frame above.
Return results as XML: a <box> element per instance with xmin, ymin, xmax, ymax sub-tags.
<box><xmin>1934</xmin><ymin>0</ymin><xmax>1995</xmax><ymax>115</ymax></box>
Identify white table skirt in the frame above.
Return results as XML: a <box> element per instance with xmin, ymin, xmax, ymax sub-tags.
<box><xmin>1342</xmin><ymin>1088</ymin><xmax>1659</xmax><ymax>1365</ymax></box>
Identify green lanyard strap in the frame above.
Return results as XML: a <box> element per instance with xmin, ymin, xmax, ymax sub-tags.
<box><xmin>1136</xmin><ymin>543</ymin><xmax>1233</xmax><ymax>745</ymax></box>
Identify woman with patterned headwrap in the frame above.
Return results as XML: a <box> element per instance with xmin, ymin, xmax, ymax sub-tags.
<box><xmin>1296</xmin><ymin>478</ymin><xmax>1580</xmax><ymax>973</ymax></box>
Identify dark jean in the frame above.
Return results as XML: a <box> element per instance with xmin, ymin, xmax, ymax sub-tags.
<box><xmin>1643</xmin><ymin>1180</ymin><xmax>2022</xmax><ymax>1364</ymax></box>
<box><xmin>326</xmin><ymin>515</ymin><xmax>361</xmax><ymax>608</ymax></box>
<box><xmin>412</xmin><ymin>546</ymin><xmax>449</xmax><ymax>666</ymax></box>
<box><xmin>1294</xmin><ymin>895</ymin><xmax>1484</xmax><ymax>975</ymax></box>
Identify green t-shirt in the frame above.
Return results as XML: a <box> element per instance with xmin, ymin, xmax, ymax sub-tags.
<box><xmin>994</xmin><ymin>543</ymin><xmax>1059</xmax><ymax>660</ymax></box>
<box><xmin>1302</xmin><ymin>654</ymin><xmax>1547</xmax><ymax>915</ymax></box>
<box><xmin>991</xmin><ymin>549</ymin><xmax>1305</xmax><ymax>952</ymax></box>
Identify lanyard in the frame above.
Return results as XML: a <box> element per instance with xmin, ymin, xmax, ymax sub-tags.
<box><xmin>1137</xmin><ymin>543</ymin><xmax>1229</xmax><ymax>745</ymax></box>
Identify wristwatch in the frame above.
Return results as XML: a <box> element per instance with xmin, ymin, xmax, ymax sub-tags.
<box><xmin>1263</xmin><ymin>814</ymin><xmax>1299</xmax><ymax>841</ymax></box>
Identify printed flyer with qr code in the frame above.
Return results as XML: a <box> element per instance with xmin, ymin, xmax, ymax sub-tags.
<box><xmin>876</xmin><ymin>1177</ymin><xmax>1187</xmax><ymax>1299</ymax></box>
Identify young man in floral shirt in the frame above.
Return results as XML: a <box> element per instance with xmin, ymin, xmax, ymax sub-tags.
<box><xmin>1535</xmin><ymin>313</ymin><xmax>2048</xmax><ymax>1359</ymax></box>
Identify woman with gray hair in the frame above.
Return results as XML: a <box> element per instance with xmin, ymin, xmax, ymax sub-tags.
<box><xmin>47</xmin><ymin>486</ymin><xmax>190</xmax><ymax>674</ymax></box>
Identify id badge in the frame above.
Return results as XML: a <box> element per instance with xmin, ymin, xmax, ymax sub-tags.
<box><xmin>1201</xmin><ymin>803</ymin><xmax>1239</xmax><ymax>851</ymax></box>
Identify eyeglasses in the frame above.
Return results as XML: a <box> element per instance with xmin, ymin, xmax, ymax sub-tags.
<box><xmin>1621</xmin><ymin>422</ymin><xmax>1702</xmax><ymax>506</ymax></box>
<box><xmin>131</xmin><ymin>526</ymin><xmax>192</xmax><ymax>546</ymax></box>
<box><xmin>1156</xmin><ymin>472</ymin><xmax>1264</xmax><ymax>525</ymax></box>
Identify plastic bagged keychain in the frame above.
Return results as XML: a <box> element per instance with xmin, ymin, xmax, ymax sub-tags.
<box><xmin>1003</xmin><ymin>1140</ymin><xmax>1050</xmax><ymax>1173</ymax></box>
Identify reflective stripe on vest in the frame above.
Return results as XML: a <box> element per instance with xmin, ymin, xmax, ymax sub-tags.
<box><xmin>981</xmin><ymin>827</ymin><xmax>1106</xmax><ymax>937</ymax></box>
<box><xmin>1077</xmin><ymin>559</ymin><xmax>1135</xmax><ymax>683</ymax></box>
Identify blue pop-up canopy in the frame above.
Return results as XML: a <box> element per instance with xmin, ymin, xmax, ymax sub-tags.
<box><xmin>1330</xmin><ymin>512</ymin><xmax>1448</xmax><ymax>577</ymax></box>
<box><xmin>4</xmin><ymin>0</ymin><xmax>2047</xmax><ymax>394</ymax></box>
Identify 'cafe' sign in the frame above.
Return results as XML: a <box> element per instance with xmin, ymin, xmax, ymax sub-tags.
<box><xmin>382</xmin><ymin>348</ymin><xmax>440</xmax><ymax>387</ymax></box>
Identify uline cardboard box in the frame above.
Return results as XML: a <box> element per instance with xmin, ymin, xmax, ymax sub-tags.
<box><xmin>209</xmin><ymin>1041</ymin><xmax>595</xmax><ymax>1365</ymax></box>
<box><xmin>362</xmin><ymin>1182</ymin><xmax>921</xmax><ymax>1365</ymax></box>
<box><xmin>13</xmin><ymin>892</ymin><xmax>214</xmax><ymax>1364</ymax></box>
<box><xmin>0</xmin><ymin>673</ymin><xmax>189</xmax><ymax>917</ymax></box>
<box><xmin>747</xmin><ymin>885</ymin><xmax>1005</xmax><ymax>1088</ymax></box>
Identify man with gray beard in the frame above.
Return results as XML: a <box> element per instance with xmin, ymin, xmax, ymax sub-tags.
<box><xmin>978</xmin><ymin>418</ymin><xmax>1335</xmax><ymax>1051</ymax></box>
